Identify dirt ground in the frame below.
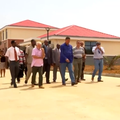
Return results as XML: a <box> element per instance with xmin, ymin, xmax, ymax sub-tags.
<box><xmin>0</xmin><ymin>70</ymin><xmax>120</xmax><ymax>120</ymax></box>
<box><xmin>85</xmin><ymin>65</ymin><xmax>120</xmax><ymax>74</ymax></box>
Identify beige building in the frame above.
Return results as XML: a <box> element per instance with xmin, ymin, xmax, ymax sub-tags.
<box><xmin>38</xmin><ymin>25</ymin><xmax>120</xmax><ymax>56</ymax></box>
<box><xmin>0</xmin><ymin>20</ymin><xmax>58</xmax><ymax>51</ymax></box>
<box><xmin>37</xmin><ymin>25</ymin><xmax>120</xmax><ymax>65</ymax></box>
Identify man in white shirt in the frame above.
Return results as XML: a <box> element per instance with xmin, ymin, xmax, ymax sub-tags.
<box><xmin>92</xmin><ymin>42</ymin><xmax>105</xmax><ymax>82</ymax></box>
<box><xmin>5</xmin><ymin>40</ymin><xmax>20</xmax><ymax>88</ymax></box>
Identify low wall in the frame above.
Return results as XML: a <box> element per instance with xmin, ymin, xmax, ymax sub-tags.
<box><xmin>85</xmin><ymin>56</ymin><xmax>120</xmax><ymax>65</ymax></box>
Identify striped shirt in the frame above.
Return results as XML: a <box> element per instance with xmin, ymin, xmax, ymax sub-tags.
<box><xmin>73</xmin><ymin>47</ymin><xmax>84</xmax><ymax>58</ymax></box>
<box><xmin>19</xmin><ymin>50</ymin><xmax>25</xmax><ymax>64</ymax></box>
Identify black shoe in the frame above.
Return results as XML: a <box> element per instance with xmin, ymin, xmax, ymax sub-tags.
<box><xmin>75</xmin><ymin>82</ymin><xmax>78</xmax><ymax>84</ymax></box>
<box><xmin>17</xmin><ymin>78</ymin><xmax>20</xmax><ymax>83</ymax></box>
<box><xmin>14</xmin><ymin>85</ymin><xmax>17</xmax><ymax>88</ymax></box>
<box><xmin>46</xmin><ymin>82</ymin><xmax>51</xmax><ymax>84</ymax></box>
<box><xmin>25</xmin><ymin>80</ymin><xmax>27</xmax><ymax>84</ymax></box>
<box><xmin>34</xmin><ymin>83</ymin><xmax>38</xmax><ymax>85</ymax></box>
<box><xmin>62</xmin><ymin>83</ymin><xmax>66</xmax><ymax>86</ymax></box>
<box><xmin>65</xmin><ymin>78</ymin><xmax>68</xmax><ymax>81</ymax></box>
<box><xmin>53</xmin><ymin>80</ymin><xmax>56</xmax><ymax>82</ymax></box>
<box><xmin>71</xmin><ymin>82</ymin><xmax>76</xmax><ymax>86</ymax></box>
<box><xmin>98</xmin><ymin>80</ymin><xmax>103</xmax><ymax>82</ymax></box>
<box><xmin>11</xmin><ymin>82</ymin><xmax>13</xmax><ymax>86</ymax></box>
<box><xmin>81</xmin><ymin>78</ymin><xmax>86</xmax><ymax>81</ymax></box>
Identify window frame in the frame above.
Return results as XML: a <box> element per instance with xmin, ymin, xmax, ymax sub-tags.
<box><xmin>85</xmin><ymin>41</ymin><xmax>96</xmax><ymax>54</ymax></box>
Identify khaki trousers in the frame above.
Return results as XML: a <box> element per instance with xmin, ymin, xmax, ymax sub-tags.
<box><xmin>26</xmin><ymin>63</ymin><xmax>32</xmax><ymax>81</ymax></box>
<box><xmin>73</xmin><ymin>58</ymin><xmax>82</xmax><ymax>82</ymax></box>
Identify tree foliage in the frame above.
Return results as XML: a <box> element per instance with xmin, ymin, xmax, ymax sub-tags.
<box><xmin>104</xmin><ymin>55</ymin><xmax>120</xmax><ymax>70</ymax></box>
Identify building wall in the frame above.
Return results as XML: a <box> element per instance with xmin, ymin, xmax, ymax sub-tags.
<box><xmin>0</xmin><ymin>39</ymin><xmax>24</xmax><ymax>53</ymax></box>
<box><xmin>51</xmin><ymin>39</ymin><xmax>120</xmax><ymax>55</ymax></box>
<box><xmin>50</xmin><ymin>39</ymin><xmax>120</xmax><ymax>65</ymax></box>
<box><xmin>51</xmin><ymin>39</ymin><xmax>78</xmax><ymax>48</ymax></box>
<box><xmin>7</xmin><ymin>28</ymin><xmax>50</xmax><ymax>39</ymax></box>
<box><xmin>100</xmin><ymin>41</ymin><xmax>120</xmax><ymax>56</ymax></box>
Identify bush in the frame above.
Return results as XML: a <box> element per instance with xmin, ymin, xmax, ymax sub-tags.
<box><xmin>104</xmin><ymin>55</ymin><xmax>120</xmax><ymax>70</ymax></box>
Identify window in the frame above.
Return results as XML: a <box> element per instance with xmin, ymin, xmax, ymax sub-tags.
<box><xmin>85</xmin><ymin>41</ymin><xmax>96</xmax><ymax>54</ymax></box>
<box><xmin>6</xmin><ymin>29</ymin><xmax>7</xmax><ymax>39</ymax></box>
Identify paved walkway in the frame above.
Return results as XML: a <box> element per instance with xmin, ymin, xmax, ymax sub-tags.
<box><xmin>0</xmin><ymin>70</ymin><xmax>120</xmax><ymax>120</ymax></box>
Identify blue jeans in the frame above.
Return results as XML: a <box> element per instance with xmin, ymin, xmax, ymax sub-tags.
<box><xmin>92</xmin><ymin>59</ymin><xmax>103</xmax><ymax>80</ymax></box>
<box><xmin>60</xmin><ymin>63</ymin><xmax>75</xmax><ymax>84</ymax></box>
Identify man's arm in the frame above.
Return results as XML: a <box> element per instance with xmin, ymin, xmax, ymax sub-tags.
<box><xmin>92</xmin><ymin>46</ymin><xmax>97</xmax><ymax>53</ymax></box>
<box><xmin>41</xmin><ymin>48</ymin><xmax>45</xmax><ymax>59</ymax></box>
<box><xmin>52</xmin><ymin>49</ymin><xmax>55</xmax><ymax>64</ymax></box>
<box><xmin>32</xmin><ymin>49</ymin><xmax>44</xmax><ymax>59</ymax></box>
<box><xmin>98</xmin><ymin>47</ymin><xmax>105</xmax><ymax>54</ymax></box>
<box><xmin>60</xmin><ymin>45</ymin><xmax>68</xmax><ymax>62</ymax></box>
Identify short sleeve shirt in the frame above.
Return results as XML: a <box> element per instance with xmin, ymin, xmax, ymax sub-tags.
<box><xmin>31</xmin><ymin>48</ymin><xmax>43</xmax><ymax>67</ymax></box>
<box><xmin>5</xmin><ymin>46</ymin><xmax>20</xmax><ymax>61</ymax></box>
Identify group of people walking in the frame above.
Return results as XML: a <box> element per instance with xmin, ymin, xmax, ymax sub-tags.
<box><xmin>0</xmin><ymin>36</ymin><xmax>105</xmax><ymax>88</ymax></box>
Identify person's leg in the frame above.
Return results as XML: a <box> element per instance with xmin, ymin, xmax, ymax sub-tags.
<box><xmin>92</xmin><ymin>59</ymin><xmax>99</xmax><ymax>80</ymax></box>
<box><xmin>67</xmin><ymin>63</ymin><xmax>75</xmax><ymax>85</ymax></box>
<box><xmin>0</xmin><ymin>69</ymin><xmax>2</xmax><ymax>77</ymax></box>
<box><xmin>24</xmin><ymin>66</ymin><xmax>27</xmax><ymax>77</ymax></box>
<box><xmin>60</xmin><ymin>63</ymin><xmax>66</xmax><ymax>85</ymax></box>
<box><xmin>15</xmin><ymin>61</ymin><xmax>19</xmax><ymax>83</ymax></box>
<box><xmin>81</xmin><ymin>61</ymin><xmax>85</xmax><ymax>80</ymax></box>
<box><xmin>98</xmin><ymin>59</ymin><xmax>103</xmax><ymax>81</ymax></box>
<box><xmin>46</xmin><ymin>62</ymin><xmax>50</xmax><ymax>83</ymax></box>
<box><xmin>3</xmin><ymin>69</ymin><xmax>5</xmax><ymax>77</ymax></box>
<box><xmin>9</xmin><ymin>62</ymin><xmax>17</xmax><ymax>88</ymax></box>
<box><xmin>31</xmin><ymin>66</ymin><xmax>38</xmax><ymax>86</ymax></box>
<box><xmin>20</xmin><ymin>64</ymin><xmax>24</xmax><ymax>78</ymax></box>
<box><xmin>38</xmin><ymin>66</ymin><xmax>43</xmax><ymax>87</ymax></box>
<box><xmin>25</xmin><ymin>64</ymin><xmax>32</xmax><ymax>83</ymax></box>
<box><xmin>73</xmin><ymin>59</ymin><xmax>78</xmax><ymax>83</ymax></box>
<box><xmin>17</xmin><ymin>65</ymin><xmax>21</xmax><ymax>83</ymax></box>
<box><xmin>78</xmin><ymin>59</ymin><xmax>82</xmax><ymax>82</ymax></box>
<box><xmin>53</xmin><ymin>64</ymin><xmax>58</xmax><ymax>82</ymax></box>
<box><xmin>43</xmin><ymin>59</ymin><xmax>47</xmax><ymax>75</ymax></box>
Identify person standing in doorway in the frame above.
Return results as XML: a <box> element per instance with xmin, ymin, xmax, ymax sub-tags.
<box><xmin>81</xmin><ymin>42</ymin><xmax>86</xmax><ymax>80</ymax></box>
<box><xmin>31</xmin><ymin>42</ymin><xmax>45</xmax><ymax>88</ymax></box>
<box><xmin>60</xmin><ymin>36</ymin><xmax>76</xmax><ymax>86</ymax></box>
<box><xmin>5</xmin><ymin>40</ymin><xmax>20</xmax><ymax>88</ymax></box>
<box><xmin>0</xmin><ymin>50</ymin><xmax>6</xmax><ymax>77</ymax></box>
<box><xmin>73</xmin><ymin>41</ymin><xmax>84</xmax><ymax>83</ymax></box>
<box><xmin>92</xmin><ymin>42</ymin><xmax>105</xmax><ymax>82</ymax></box>
<box><xmin>25</xmin><ymin>39</ymin><xmax>36</xmax><ymax>84</ymax></box>
<box><xmin>43</xmin><ymin>40</ymin><xmax>52</xmax><ymax>84</ymax></box>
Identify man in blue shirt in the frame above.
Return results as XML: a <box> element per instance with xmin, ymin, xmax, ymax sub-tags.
<box><xmin>60</xmin><ymin>37</ymin><xmax>76</xmax><ymax>86</ymax></box>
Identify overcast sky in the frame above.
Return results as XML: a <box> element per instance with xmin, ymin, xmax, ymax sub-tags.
<box><xmin>0</xmin><ymin>0</ymin><xmax>120</xmax><ymax>36</ymax></box>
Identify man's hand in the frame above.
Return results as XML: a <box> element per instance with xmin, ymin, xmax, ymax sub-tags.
<box><xmin>66</xmin><ymin>59</ymin><xmax>70</xmax><ymax>63</ymax></box>
<box><xmin>82</xmin><ymin>54</ymin><xmax>86</xmax><ymax>59</ymax></box>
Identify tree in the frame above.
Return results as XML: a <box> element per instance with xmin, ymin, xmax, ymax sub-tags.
<box><xmin>104</xmin><ymin>55</ymin><xmax>120</xmax><ymax>70</ymax></box>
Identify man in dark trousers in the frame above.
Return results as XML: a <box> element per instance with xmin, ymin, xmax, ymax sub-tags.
<box><xmin>52</xmin><ymin>44</ymin><xmax>61</xmax><ymax>82</ymax></box>
<box><xmin>43</xmin><ymin>40</ymin><xmax>52</xmax><ymax>84</ymax></box>
<box><xmin>81</xmin><ymin>42</ymin><xmax>86</xmax><ymax>80</ymax></box>
<box><xmin>5</xmin><ymin>40</ymin><xmax>20</xmax><ymax>88</ymax></box>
